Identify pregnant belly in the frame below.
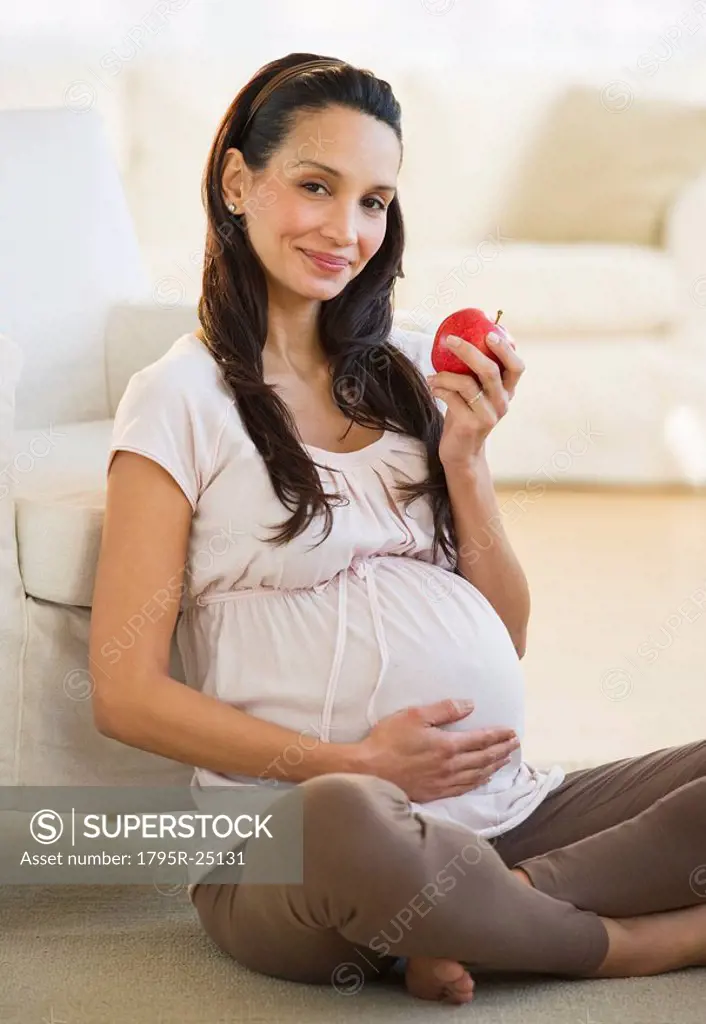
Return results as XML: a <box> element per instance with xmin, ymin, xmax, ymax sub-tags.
<box><xmin>196</xmin><ymin>556</ymin><xmax>526</xmax><ymax>746</ymax></box>
<box><xmin>359</xmin><ymin>558</ymin><xmax>526</xmax><ymax>740</ymax></box>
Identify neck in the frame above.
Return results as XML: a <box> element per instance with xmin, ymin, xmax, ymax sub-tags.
<box><xmin>196</xmin><ymin>289</ymin><xmax>331</xmax><ymax>374</ymax></box>
<box><xmin>264</xmin><ymin>294</ymin><xmax>328</xmax><ymax>374</ymax></box>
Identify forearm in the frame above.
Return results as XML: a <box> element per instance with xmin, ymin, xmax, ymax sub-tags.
<box><xmin>445</xmin><ymin>455</ymin><xmax>530</xmax><ymax>655</ymax></box>
<box><xmin>94</xmin><ymin>672</ymin><xmax>366</xmax><ymax>783</ymax></box>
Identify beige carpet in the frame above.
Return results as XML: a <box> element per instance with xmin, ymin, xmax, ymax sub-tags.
<box><xmin>504</xmin><ymin>486</ymin><xmax>706</xmax><ymax>768</ymax></box>
<box><xmin>3</xmin><ymin>487</ymin><xmax>706</xmax><ymax>1021</ymax></box>
<box><xmin>2</xmin><ymin>884</ymin><xmax>706</xmax><ymax>1023</ymax></box>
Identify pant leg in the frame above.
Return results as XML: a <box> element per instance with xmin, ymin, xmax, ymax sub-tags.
<box><xmin>494</xmin><ymin>740</ymin><xmax>706</xmax><ymax>867</ymax></box>
<box><xmin>513</xmin><ymin>775</ymin><xmax>706</xmax><ymax>917</ymax></box>
<box><xmin>192</xmin><ymin>772</ymin><xmax>609</xmax><ymax>984</ymax></box>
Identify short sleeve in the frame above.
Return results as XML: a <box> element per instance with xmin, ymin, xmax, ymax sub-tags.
<box><xmin>107</xmin><ymin>361</ymin><xmax>221</xmax><ymax>513</ymax></box>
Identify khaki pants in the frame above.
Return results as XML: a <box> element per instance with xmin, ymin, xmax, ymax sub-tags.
<box><xmin>191</xmin><ymin>740</ymin><xmax>706</xmax><ymax>982</ymax></box>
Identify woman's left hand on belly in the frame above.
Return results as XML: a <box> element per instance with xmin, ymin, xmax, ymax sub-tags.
<box><xmin>426</xmin><ymin>328</ymin><xmax>525</xmax><ymax>472</ymax></box>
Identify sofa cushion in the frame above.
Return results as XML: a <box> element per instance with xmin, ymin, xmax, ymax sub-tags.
<box><xmin>16</xmin><ymin>487</ymin><xmax>107</xmax><ymax>608</ymax></box>
<box><xmin>13</xmin><ymin>420</ymin><xmax>113</xmax><ymax>607</ymax></box>
<box><xmin>395</xmin><ymin>242</ymin><xmax>679</xmax><ymax>337</ymax></box>
<box><xmin>502</xmin><ymin>87</ymin><xmax>706</xmax><ymax>246</ymax></box>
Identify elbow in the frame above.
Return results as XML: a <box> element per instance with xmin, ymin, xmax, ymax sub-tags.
<box><xmin>88</xmin><ymin>652</ymin><xmax>150</xmax><ymax>742</ymax></box>
<box><xmin>91</xmin><ymin>685</ymin><xmax>134</xmax><ymax>742</ymax></box>
<box><xmin>92</xmin><ymin>697</ymin><xmax>123</xmax><ymax>740</ymax></box>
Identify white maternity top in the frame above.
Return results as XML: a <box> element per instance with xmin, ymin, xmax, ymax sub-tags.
<box><xmin>107</xmin><ymin>331</ymin><xmax>565</xmax><ymax>843</ymax></box>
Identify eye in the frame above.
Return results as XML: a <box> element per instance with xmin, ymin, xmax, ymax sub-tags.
<box><xmin>301</xmin><ymin>182</ymin><xmax>387</xmax><ymax>212</ymax></box>
<box><xmin>301</xmin><ymin>182</ymin><xmax>329</xmax><ymax>196</ymax></box>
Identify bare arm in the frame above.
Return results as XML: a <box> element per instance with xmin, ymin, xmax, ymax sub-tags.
<box><xmin>90</xmin><ymin>451</ymin><xmax>365</xmax><ymax>784</ymax></box>
<box><xmin>446</xmin><ymin>456</ymin><xmax>530</xmax><ymax>658</ymax></box>
<box><xmin>96</xmin><ymin>668</ymin><xmax>366</xmax><ymax>783</ymax></box>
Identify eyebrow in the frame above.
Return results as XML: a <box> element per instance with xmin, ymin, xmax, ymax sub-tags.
<box><xmin>293</xmin><ymin>159</ymin><xmax>397</xmax><ymax>193</ymax></box>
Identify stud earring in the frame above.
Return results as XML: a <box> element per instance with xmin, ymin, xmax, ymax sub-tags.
<box><xmin>226</xmin><ymin>202</ymin><xmax>236</xmax><ymax>213</ymax></box>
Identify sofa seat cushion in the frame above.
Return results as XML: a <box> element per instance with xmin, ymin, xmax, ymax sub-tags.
<box><xmin>13</xmin><ymin>419</ymin><xmax>112</xmax><ymax>607</ymax></box>
<box><xmin>396</xmin><ymin>241</ymin><xmax>679</xmax><ymax>337</ymax></box>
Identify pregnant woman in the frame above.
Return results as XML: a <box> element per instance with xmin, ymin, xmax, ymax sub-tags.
<box><xmin>90</xmin><ymin>53</ymin><xmax>706</xmax><ymax>1006</ymax></box>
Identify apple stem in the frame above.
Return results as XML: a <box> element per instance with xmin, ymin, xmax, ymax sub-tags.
<box><xmin>495</xmin><ymin>310</ymin><xmax>503</xmax><ymax>325</ymax></box>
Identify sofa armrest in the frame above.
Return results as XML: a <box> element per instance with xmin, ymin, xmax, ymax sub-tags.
<box><xmin>103</xmin><ymin>302</ymin><xmax>200</xmax><ymax>416</ymax></box>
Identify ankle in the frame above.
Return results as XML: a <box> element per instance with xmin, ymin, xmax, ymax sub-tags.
<box><xmin>591</xmin><ymin>908</ymin><xmax>706</xmax><ymax>979</ymax></box>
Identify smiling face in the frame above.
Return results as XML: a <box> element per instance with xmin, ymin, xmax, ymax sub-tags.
<box><xmin>221</xmin><ymin>104</ymin><xmax>401</xmax><ymax>304</ymax></box>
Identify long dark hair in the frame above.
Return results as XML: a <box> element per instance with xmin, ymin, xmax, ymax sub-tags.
<box><xmin>197</xmin><ymin>52</ymin><xmax>458</xmax><ymax>568</ymax></box>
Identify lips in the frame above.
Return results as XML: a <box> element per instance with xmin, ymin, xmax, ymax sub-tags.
<box><xmin>301</xmin><ymin>249</ymin><xmax>350</xmax><ymax>269</ymax></box>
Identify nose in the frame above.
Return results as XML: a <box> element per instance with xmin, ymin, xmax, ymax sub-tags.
<box><xmin>321</xmin><ymin>199</ymin><xmax>357</xmax><ymax>248</ymax></box>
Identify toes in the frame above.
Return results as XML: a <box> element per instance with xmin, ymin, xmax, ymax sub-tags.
<box><xmin>435</xmin><ymin>961</ymin><xmax>475</xmax><ymax>1003</ymax></box>
<box><xmin>448</xmin><ymin>975</ymin><xmax>475</xmax><ymax>996</ymax></box>
<box><xmin>441</xmin><ymin>979</ymin><xmax>475</xmax><ymax>1005</ymax></box>
<box><xmin>432</xmin><ymin>962</ymin><xmax>471</xmax><ymax>987</ymax></box>
<box><xmin>433</xmin><ymin>960</ymin><xmax>468</xmax><ymax>984</ymax></box>
<box><xmin>405</xmin><ymin>957</ymin><xmax>475</xmax><ymax>1004</ymax></box>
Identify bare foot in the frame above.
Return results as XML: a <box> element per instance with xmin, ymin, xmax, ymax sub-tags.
<box><xmin>405</xmin><ymin>956</ymin><xmax>475</xmax><ymax>1004</ymax></box>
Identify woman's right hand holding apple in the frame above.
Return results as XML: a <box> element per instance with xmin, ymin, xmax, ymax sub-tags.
<box><xmin>357</xmin><ymin>700</ymin><xmax>520</xmax><ymax>803</ymax></box>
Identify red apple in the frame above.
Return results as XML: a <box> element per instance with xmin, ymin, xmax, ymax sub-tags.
<box><xmin>431</xmin><ymin>308</ymin><xmax>515</xmax><ymax>381</ymax></box>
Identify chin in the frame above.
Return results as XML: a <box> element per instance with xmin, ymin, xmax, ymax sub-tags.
<box><xmin>291</xmin><ymin>282</ymin><xmax>335</xmax><ymax>301</ymax></box>
<box><xmin>298</xmin><ymin>276</ymin><xmax>350</xmax><ymax>301</ymax></box>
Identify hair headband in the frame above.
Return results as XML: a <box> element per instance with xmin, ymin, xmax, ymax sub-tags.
<box><xmin>242</xmin><ymin>59</ymin><xmax>349</xmax><ymax>133</ymax></box>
